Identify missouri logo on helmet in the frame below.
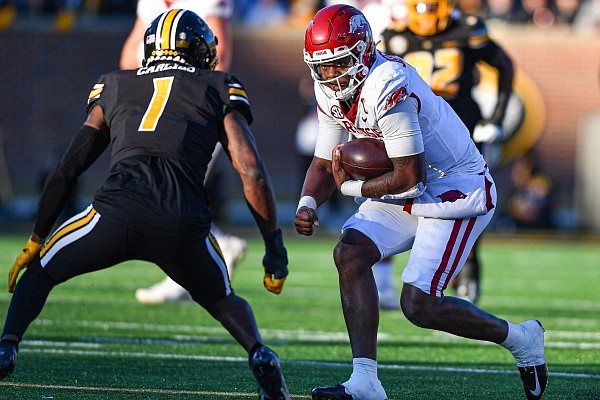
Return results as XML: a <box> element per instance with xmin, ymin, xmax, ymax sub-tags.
<box><xmin>143</xmin><ymin>9</ymin><xmax>219</xmax><ymax>70</ymax></box>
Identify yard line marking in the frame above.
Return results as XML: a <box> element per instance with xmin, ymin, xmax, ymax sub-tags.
<box><xmin>0</xmin><ymin>381</ymin><xmax>310</xmax><ymax>398</ymax></box>
<box><xmin>17</xmin><ymin>347</ymin><xmax>600</xmax><ymax>380</ymax></box>
<box><xmin>34</xmin><ymin>319</ymin><xmax>600</xmax><ymax>343</ymax></box>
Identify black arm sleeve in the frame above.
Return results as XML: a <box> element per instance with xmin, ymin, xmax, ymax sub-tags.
<box><xmin>483</xmin><ymin>43</ymin><xmax>514</xmax><ymax>125</ymax></box>
<box><xmin>34</xmin><ymin>125</ymin><xmax>109</xmax><ymax>238</ymax></box>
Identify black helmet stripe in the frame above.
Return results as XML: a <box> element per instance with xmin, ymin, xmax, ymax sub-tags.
<box><xmin>156</xmin><ymin>9</ymin><xmax>185</xmax><ymax>51</ymax></box>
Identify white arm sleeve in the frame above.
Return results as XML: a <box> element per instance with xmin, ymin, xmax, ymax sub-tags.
<box><xmin>313</xmin><ymin>108</ymin><xmax>347</xmax><ymax>160</ymax></box>
<box><xmin>378</xmin><ymin>97</ymin><xmax>424</xmax><ymax>158</ymax></box>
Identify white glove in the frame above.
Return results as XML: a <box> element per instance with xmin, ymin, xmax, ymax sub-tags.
<box><xmin>473</xmin><ymin>123</ymin><xmax>504</xmax><ymax>143</ymax></box>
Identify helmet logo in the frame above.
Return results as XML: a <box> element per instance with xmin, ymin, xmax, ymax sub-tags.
<box><xmin>349</xmin><ymin>14</ymin><xmax>366</xmax><ymax>34</ymax></box>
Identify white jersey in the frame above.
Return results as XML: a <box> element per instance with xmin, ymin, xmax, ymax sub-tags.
<box><xmin>134</xmin><ymin>0</ymin><xmax>233</xmax><ymax>65</ymax></box>
<box><xmin>137</xmin><ymin>0</ymin><xmax>233</xmax><ymax>25</ymax></box>
<box><xmin>313</xmin><ymin>51</ymin><xmax>491</xmax><ymax>219</ymax></box>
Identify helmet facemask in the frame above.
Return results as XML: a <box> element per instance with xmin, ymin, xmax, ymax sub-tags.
<box><xmin>304</xmin><ymin>40</ymin><xmax>372</xmax><ymax>101</ymax></box>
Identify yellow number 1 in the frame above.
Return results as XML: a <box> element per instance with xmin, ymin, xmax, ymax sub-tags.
<box><xmin>139</xmin><ymin>76</ymin><xmax>174</xmax><ymax>132</ymax></box>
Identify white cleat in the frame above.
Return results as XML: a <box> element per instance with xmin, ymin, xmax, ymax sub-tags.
<box><xmin>216</xmin><ymin>234</ymin><xmax>247</xmax><ymax>278</ymax></box>
<box><xmin>135</xmin><ymin>276</ymin><xmax>191</xmax><ymax>304</ymax></box>
<box><xmin>378</xmin><ymin>286</ymin><xmax>400</xmax><ymax>310</ymax></box>
<box><xmin>515</xmin><ymin>320</ymin><xmax>548</xmax><ymax>400</ymax></box>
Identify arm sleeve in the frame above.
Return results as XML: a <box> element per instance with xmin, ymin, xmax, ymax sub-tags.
<box><xmin>313</xmin><ymin>105</ymin><xmax>348</xmax><ymax>160</ymax></box>
<box><xmin>481</xmin><ymin>43</ymin><xmax>514</xmax><ymax>125</ymax></box>
<box><xmin>378</xmin><ymin>97</ymin><xmax>424</xmax><ymax>158</ymax></box>
<box><xmin>34</xmin><ymin>125</ymin><xmax>110</xmax><ymax>238</ymax></box>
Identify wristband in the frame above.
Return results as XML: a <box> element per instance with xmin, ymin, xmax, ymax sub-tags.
<box><xmin>297</xmin><ymin>195</ymin><xmax>317</xmax><ymax>211</ymax></box>
<box><xmin>341</xmin><ymin>180</ymin><xmax>364</xmax><ymax>197</ymax></box>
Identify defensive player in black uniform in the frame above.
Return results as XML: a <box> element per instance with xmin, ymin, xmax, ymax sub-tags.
<box><xmin>0</xmin><ymin>9</ymin><xmax>290</xmax><ymax>399</ymax></box>
<box><xmin>379</xmin><ymin>0</ymin><xmax>514</xmax><ymax>303</ymax></box>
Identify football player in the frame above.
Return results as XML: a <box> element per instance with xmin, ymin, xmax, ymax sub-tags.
<box><xmin>0</xmin><ymin>10</ymin><xmax>290</xmax><ymax>399</ymax></box>
<box><xmin>295</xmin><ymin>5</ymin><xmax>546</xmax><ymax>400</ymax></box>
<box><xmin>120</xmin><ymin>0</ymin><xmax>248</xmax><ymax>304</ymax></box>
<box><xmin>376</xmin><ymin>0</ymin><xmax>515</xmax><ymax>304</ymax></box>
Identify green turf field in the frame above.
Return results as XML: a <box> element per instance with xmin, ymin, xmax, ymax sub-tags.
<box><xmin>0</xmin><ymin>231</ymin><xmax>598</xmax><ymax>399</ymax></box>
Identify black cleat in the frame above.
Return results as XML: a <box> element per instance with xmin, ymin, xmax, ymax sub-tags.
<box><xmin>514</xmin><ymin>320</ymin><xmax>548</xmax><ymax>399</ymax></box>
<box><xmin>518</xmin><ymin>364</ymin><xmax>548</xmax><ymax>400</ymax></box>
<box><xmin>249</xmin><ymin>344</ymin><xmax>290</xmax><ymax>400</ymax></box>
<box><xmin>0</xmin><ymin>340</ymin><xmax>18</xmax><ymax>380</ymax></box>
<box><xmin>311</xmin><ymin>384</ymin><xmax>353</xmax><ymax>400</ymax></box>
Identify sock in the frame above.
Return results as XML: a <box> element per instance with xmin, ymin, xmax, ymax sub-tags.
<box><xmin>373</xmin><ymin>260</ymin><xmax>394</xmax><ymax>292</ymax></box>
<box><xmin>500</xmin><ymin>321</ymin><xmax>531</xmax><ymax>366</ymax></box>
<box><xmin>500</xmin><ymin>322</ymin><xmax>524</xmax><ymax>351</ymax></box>
<box><xmin>343</xmin><ymin>358</ymin><xmax>387</xmax><ymax>400</ymax></box>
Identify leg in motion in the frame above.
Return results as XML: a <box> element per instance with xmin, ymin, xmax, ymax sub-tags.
<box><xmin>0</xmin><ymin>263</ymin><xmax>57</xmax><ymax>380</ymax></box>
<box><xmin>312</xmin><ymin>229</ymin><xmax>387</xmax><ymax>400</ymax></box>
<box><xmin>205</xmin><ymin>295</ymin><xmax>290</xmax><ymax>400</ymax></box>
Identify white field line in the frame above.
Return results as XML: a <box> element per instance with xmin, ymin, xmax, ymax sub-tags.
<box><xmin>33</xmin><ymin>318</ymin><xmax>600</xmax><ymax>349</ymax></box>
<box><xmin>12</xmin><ymin>346</ymin><xmax>600</xmax><ymax>381</ymax></box>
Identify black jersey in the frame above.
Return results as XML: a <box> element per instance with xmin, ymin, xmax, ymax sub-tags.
<box><xmin>380</xmin><ymin>13</ymin><xmax>502</xmax><ymax>131</ymax></box>
<box><xmin>87</xmin><ymin>63</ymin><xmax>252</xmax><ymax>239</ymax></box>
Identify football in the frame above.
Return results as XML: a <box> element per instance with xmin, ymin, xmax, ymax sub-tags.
<box><xmin>339</xmin><ymin>137</ymin><xmax>393</xmax><ymax>180</ymax></box>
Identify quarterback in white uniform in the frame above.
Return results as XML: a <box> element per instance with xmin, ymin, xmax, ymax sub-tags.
<box><xmin>295</xmin><ymin>5</ymin><xmax>547</xmax><ymax>400</ymax></box>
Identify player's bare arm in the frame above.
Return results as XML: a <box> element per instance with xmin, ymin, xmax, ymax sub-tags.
<box><xmin>294</xmin><ymin>156</ymin><xmax>336</xmax><ymax>236</ymax></box>
<box><xmin>119</xmin><ymin>17</ymin><xmax>146</xmax><ymax>69</ymax></box>
<box><xmin>362</xmin><ymin>153</ymin><xmax>426</xmax><ymax>198</ymax></box>
<box><xmin>204</xmin><ymin>16</ymin><xmax>232</xmax><ymax>72</ymax></box>
<box><xmin>222</xmin><ymin>109</ymin><xmax>277</xmax><ymax>235</ymax></box>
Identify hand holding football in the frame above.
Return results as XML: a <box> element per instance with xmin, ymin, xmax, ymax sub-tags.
<box><xmin>339</xmin><ymin>138</ymin><xmax>393</xmax><ymax>180</ymax></box>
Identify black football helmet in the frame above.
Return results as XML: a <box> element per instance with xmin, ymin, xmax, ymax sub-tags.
<box><xmin>143</xmin><ymin>9</ymin><xmax>218</xmax><ymax>70</ymax></box>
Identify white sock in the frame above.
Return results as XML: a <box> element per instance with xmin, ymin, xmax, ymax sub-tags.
<box><xmin>501</xmin><ymin>321</ymin><xmax>533</xmax><ymax>366</ymax></box>
<box><xmin>373</xmin><ymin>260</ymin><xmax>394</xmax><ymax>291</ymax></box>
<box><xmin>500</xmin><ymin>322</ymin><xmax>524</xmax><ymax>352</ymax></box>
<box><xmin>343</xmin><ymin>358</ymin><xmax>387</xmax><ymax>400</ymax></box>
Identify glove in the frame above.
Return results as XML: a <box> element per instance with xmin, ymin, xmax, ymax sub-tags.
<box><xmin>262</xmin><ymin>228</ymin><xmax>288</xmax><ymax>294</ymax></box>
<box><xmin>473</xmin><ymin>123</ymin><xmax>504</xmax><ymax>143</ymax></box>
<box><xmin>9</xmin><ymin>237</ymin><xmax>43</xmax><ymax>293</ymax></box>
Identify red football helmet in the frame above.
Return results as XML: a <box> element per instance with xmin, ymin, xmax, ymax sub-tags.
<box><xmin>303</xmin><ymin>4</ymin><xmax>376</xmax><ymax>100</ymax></box>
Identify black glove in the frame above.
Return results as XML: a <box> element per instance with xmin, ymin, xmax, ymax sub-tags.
<box><xmin>262</xmin><ymin>228</ymin><xmax>288</xmax><ymax>294</ymax></box>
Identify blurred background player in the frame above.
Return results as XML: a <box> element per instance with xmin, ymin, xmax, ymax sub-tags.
<box><xmin>375</xmin><ymin>0</ymin><xmax>515</xmax><ymax>304</ymax></box>
<box><xmin>119</xmin><ymin>0</ymin><xmax>248</xmax><ymax>304</ymax></box>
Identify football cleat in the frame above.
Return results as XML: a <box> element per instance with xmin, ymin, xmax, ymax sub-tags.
<box><xmin>0</xmin><ymin>339</ymin><xmax>18</xmax><ymax>380</ymax></box>
<box><xmin>311</xmin><ymin>384</ymin><xmax>353</xmax><ymax>400</ymax></box>
<box><xmin>135</xmin><ymin>276</ymin><xmax>192</xmax><ymax>304</ymax></box>
<box><xmin>518</xmin><ymin>364</ymin><xmax>548</xmax><ymax>400</ymax></box>
<box><xmin>454</xmin><ymin>260</ymin><xmax>480</xmax><ymax>304</ymax></box>
<box><xmin>515</xmin><ymin>320</ymin><xmax>548</xmax><ymax>399</ymax></box>
<box><xmin>215</xmin><ymin>233</ymin><xmax>247</xmax><ymax>279</ymax></box>
<box><xmin>378</xmin><ymin>286</ymin><xmax>400</xmax><ymax>310</ymax></box>
<box><xmin>249</xmin><ymin>344</ymin><xmax>290</xmax><ymax>400</ymax></box>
